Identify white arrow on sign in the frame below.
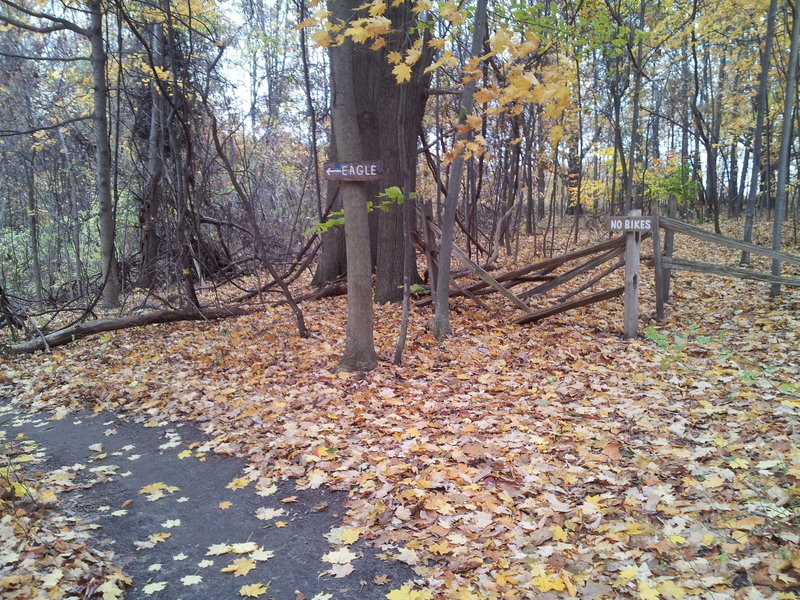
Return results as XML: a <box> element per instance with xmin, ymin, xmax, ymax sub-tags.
<box><xmin>326</xmin><ymin>165</ymin><xmax>343</xmax><ymax>176</ymax></box>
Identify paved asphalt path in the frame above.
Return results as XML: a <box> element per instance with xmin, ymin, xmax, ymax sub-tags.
<box><xmin>1</xmin><ymin>406</ymin><xmax>416</xmax><ymax>600</ymax></box>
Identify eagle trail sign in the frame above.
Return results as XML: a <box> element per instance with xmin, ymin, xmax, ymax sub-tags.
<box><xmin>323</xmin><ymin>161</ymin><xmax>384</xmax><ymax>181</ymax></box>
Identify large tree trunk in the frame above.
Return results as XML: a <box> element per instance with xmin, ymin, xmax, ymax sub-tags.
<box><xmin>373</xmin><ymin>3</ymin><xmax>433</xmax><ymax>302</ymax></box>
<box><xmin>329</xmin><ymin>0</ymin><xmax>377</xmax><ymax>371</ymax></box>
<box><xmin>312</xmin><ymin>2</ymin><xmax>433</xmax><ymax>303</ymax></box>
<box><xmin>89</xmin><ymin>0</ymin><xmax>120</xmax><ymax>308</ymax></box>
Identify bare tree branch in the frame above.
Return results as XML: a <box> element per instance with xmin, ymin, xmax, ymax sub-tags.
<box><xmin>0</xmin><ymin>0</ymin><xmax>88</xmax><ymax>36</ymax></box>
<box><xmin>0</xmin><ymin>116</ymin><xmax>92</xmax><ymax>137</ymax></box>
<box><xmin>0</xmin><ymin>50</ymin><xmax>90</xmax><ymax>62</ymax></box>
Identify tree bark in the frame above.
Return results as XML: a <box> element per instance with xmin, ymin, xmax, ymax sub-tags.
<box><xmin>312</xmin><ymin>2</ymin><xmax>433</xmax><ymax>302</ymax></box>
<box><xmin>329</xmin><ymin>0</ymin><xmax>377</xmax><ymax>371</ymax></box>
<box><xmin>136</xmin><ymin>22</ymin><xmax>165</xmax><ymax>289</ymax></box>
<box><xmin>770</xmin><ymin>1</ymin><xmax>800</xmax><ymax>297</ymax></box>
<box><xmin>6</xmin><ymin>306</ymin><xmax>261</xmax><ymax>355</ymax></box>
<box><xmin>88</xmin><ymin>0</ymin><xmax>120</xmax><ymax>308</ymax></box>
<box><xmin>742</xmin><ymin>0</ymin><xmax>778</xmax><ymax>264</ymax></box>
<box><xmin>433</xmin><ymin>0</ymin><xmax>489</xmax><ymax>339</ymax></box>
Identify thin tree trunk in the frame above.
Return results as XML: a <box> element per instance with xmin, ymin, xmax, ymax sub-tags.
<box><xmin>208</xmin><ymin>115</ymin><xmax>308</xmax><ymax>337</ymax></box>
<box><xmin>137</xmin><ymin>22</ymin><xmax>164</xmax><ymax>289</ymax></box>
<box><xmin>59</xmin><ymin>131</ymin><xmax>86</xmax><ymax>296</ymax></box>
<box><xmin>89</xmin><ymin>0</ymin><xmax>120</xmax><ymax>307</ymax></box>
<box><xmin>770</xmin><ymin>1</ymin><xmax>800</xmax><ymax>297</ymax></box>
<box><xmin>433</xmin><ymin>0</ymin><xmax>488</xmax><ymax>339</ymax></box>
<box><xmin>297</xmin><ymin>0</ymin><xmax>323</xmax><ymax>221</ymax></box>
<box><xmin>329</xmin><ymin>0</ymin><xmax>377</xmax><ymax>370</ymax></box>
<box><xmin>25</xmin><ymin>165</ymin><xmax>43</xmax><ymax>303</ymax></box>
<box><xmin>624</xmin><ymin>0</ymin><xmax>646</xmax><ymax>213</ymax></box>
<box><xmin>742</xmin><ymin>0</ymin><xmax>778</xmax><ymax>264</ymax></box>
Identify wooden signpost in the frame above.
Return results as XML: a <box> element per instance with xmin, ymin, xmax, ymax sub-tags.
<box><xmin>607</xmin><ymin>210</ymin><xmax>656</xmax><ymax>339</ymax></box>
<box><xmin>323</xmin><ymin>161</ymin><xmax>384</xmax><ymax>181</ymax></box>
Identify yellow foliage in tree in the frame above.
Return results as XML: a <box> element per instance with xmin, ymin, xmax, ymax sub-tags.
<box><xmin>393</xmin><ymin>63</ymin><xmax>412</xmax><ymax>83</ymax></box>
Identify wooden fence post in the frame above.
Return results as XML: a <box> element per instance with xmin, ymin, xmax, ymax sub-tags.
<box><xmin>623</xmin><ymin>209</ymin><xmax>642</xmax><ymax>339</ymax></box>
<box><xmin>652</xmin><ymin>203</ymin><xmax>665</xmax><ymax>321</ymax></box>
<box><xmin>662</xmin><ymin>195</ymin><xmax>676</xmax><ymax>304</ymax></box>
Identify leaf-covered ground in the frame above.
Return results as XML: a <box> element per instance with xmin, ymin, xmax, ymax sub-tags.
<box><xmin>3</xmin><ymin>223</ymin><xmax>800</xmax><ymax>599</ymax></box>
<box><xmin>1</xmin><ymin>430</ymin><xmax>130</xmax><ymax>599</ymax></box>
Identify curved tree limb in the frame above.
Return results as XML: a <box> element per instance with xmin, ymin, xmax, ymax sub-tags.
<box><xmin>5</xmin><ymin>306</ymin><xmax>261</xmax><ymax>355</ymax></box>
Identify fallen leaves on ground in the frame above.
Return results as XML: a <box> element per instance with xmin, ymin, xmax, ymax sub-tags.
<box><xmin>3</xmin><ymin>224</ymin><xmax>799</xmax><ymax>598</ymax></box>
<box><xmin>240</xmin><ymin>582</ymin><xmax>270</xmax><ymax>597</ymax></box>
<box><xmin>221</xmin><ymin>557</ymin><xmax>257</xmax><ymax>576</ymax></box>
<box><xmin>0</xmin><ymin>428</ymin><xmax>129</xmax><ymax>600</ymax></box>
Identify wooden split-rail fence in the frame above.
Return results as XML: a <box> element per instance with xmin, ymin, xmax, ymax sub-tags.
<box><xmin>418</xmin><ymin>209</ymin><xmax>800</xmax><ymax>338</ymax></box>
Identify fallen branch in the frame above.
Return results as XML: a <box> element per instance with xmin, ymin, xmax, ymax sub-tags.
<box><xmin>276</xmin><ymin>282</ymin><xmax>347</xmax><ymax>304</ymax></box>
<box><xmin>514</xmin><ymin>287</ymin><xmax>625</xmax><ymax>325</ymax></box>
<box><xmin>6</xmin><ymin>306</ymin><xmax>262</xmax><ymax>355</ymax></box>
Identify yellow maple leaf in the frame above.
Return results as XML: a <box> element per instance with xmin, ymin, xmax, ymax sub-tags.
<box><xmin>658</xmin><ymin>580</ymin><xmax>686</xmax><ymax>599</ymax></box>
<box><xmin>404</xmin><ymin>47</ymin><xmax>421</xmax><ymax>66</ymax></box>
<box><xmin>387</xmin><ymin>51</ymin><xmax>403</xmax><ymax>64</ymax></box>
<box><xmin>231</xmin><ymin>542</ymin><xmax>260</xmax><ymax>554</ymax></box>
<box><xmin>392</xmin><ymin>63</ymin><xmax>412</xmax><ymax>83</ymax></box>
<box><xmin>335</xmin><ymin>527</ymin><xmax>361</xmax><ymax>545</ymax></box>
<box><xmin>549</xmin><ymin>125</ymin><xmax>564</xmax><ymax>146</ymax></box>
<box><xmin>142</xmin><ymin>581</ymin><xmax>167</xmax><ymax>594</ymax></box>
<box><xmin>139</xmin><ymin>482</ymin><xmax>179</xmax><ymax>495</ymax></box>
<box><xmin>226</xmin><ymin>477</ymin><xmax>250</xmax><ymax>491</ymax></box>
<box><xmin>148</xmin><ymin>532</ymin><xmax>172</xmax><ymax>543</ymax></box>
<box><xmin>728</xmin><ymin>457</ymin><xmax>749</xmax><ymax>469</ymax></box>
<box><xmin>729</xmin><ymin>515</ymin><xmax>765</xmax><ymax>530</ymax></box>
<box><xmin>473</xmin><ymin>86</ymin><xmax>498</xmax><ymax>104</ymax></box>
<box><xmin>368</xmin><ymin>0</ymin><xmax>386</xmax><ymax>16</ymax></box>
<box><xmin>489</xmin><ymin>29</ymin><xmax>511</xmax><ymax>53</ymax></box>
<box><xmin>239</xmin><ymin>582</ymin><xmax>270</xmax><ymax>597</ymax></box>
<box><xmin>311</xmin><ymin>29</ymin><xmax>332</xmax><ymax>47</ymax></box>
<box><xmin>219</xmin><ymin>501</ymin><xmax>232</xmax><ymax>509</ymax></box>
<box><xmin>731</xmin><ymin>530</ymin><xmax>748</xmax><ymax>544</ymax></box>
<box><xmin>347</xmin><ymin>24</ymin><xmax>370</xmax><ymax>43</ymax></box>
<box><xmin>465</xmin><ymin>114</ymin><xmax>482</xmax><ymax>130</ymax></box>
<box><xmin>295</xmin><ymin>17</ymin><xmax>317</xmax><ymax>29</ymax></box>
<box><xmin>428</xmin><ymin>539</ymin><xmax>452</xmax><ymax>555</ymax></box>
<box><xmin>532</xmin><ymin>574</ymin><xmax>565</xmax><ymax>592</ymax></box>
<box><xmin>412</xmin><ymin>0</ymin><xmax>433</xmax><ymax>12</ymax></box>
<box><xmin>386</xmin><ymin>584</ymin><xmax>433</xmax><ymax>600</ymax></box>
<box><xmin>322</xmin><ymin>547</ymin><xmax>358</xmax><ymax>564</ymax></box>
<box><xmin>221</xmin><ymin>557</ymin><xmax>257</xmax><ymax>577</ymax></box>
<box><xmin>551</xmin><ymin>525</ymin><xmax>568</xmax><ymax>541</ymax></box>
<box><xmin>364</xmin><ymin>15</ymin><xmax>391</xmax><ymax>37</ymax></box>
<box><xmin>423</xmin><ymin>495</ymin><xmax>455</xmax><ymax>514</ymax></box>
<box><xmin>638</xmin><ymin>581</ymin><xmax>660</xmax><ymax>600</ymax></box>
<box><xmin>37</xmin><ymin>489</ymin><xmax>57</xmax><ymax>503</ymax></box>
<box><xmin>206</xmin><ymin>543</ymin><xmax>230</xmax><ymax>555</ymax></box>
<box><xmin>98</xmin><ymin>577</ymin><xmax>125</xmax><ymax>600</ymax></box>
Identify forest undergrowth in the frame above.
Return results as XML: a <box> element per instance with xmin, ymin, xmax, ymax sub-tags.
<box><xmin>2</xmin><ymin>220</ymin><xmax>800</xmax><ymax>600</ymax></box>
